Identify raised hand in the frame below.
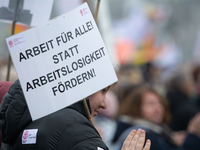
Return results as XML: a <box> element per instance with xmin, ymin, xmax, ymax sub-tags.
<box><xmin>121</xmin><ymin>129</ymin><xmax>151</xmax><ymax>150</ymax></box>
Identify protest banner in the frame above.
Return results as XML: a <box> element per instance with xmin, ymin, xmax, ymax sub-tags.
<box><xmin>6</xmin><ymin>2</ymin><xmax>118</xmax><ymax>121</ymax></box>
<box><xmin>0</xmin><ymin>0</ymin><xmax>53</xmax><ymax>81</ymax></box>
<box><xmin>0</xmin><ymin>0</ymin><xmax>53</xmax><ymax>26</ymax></box>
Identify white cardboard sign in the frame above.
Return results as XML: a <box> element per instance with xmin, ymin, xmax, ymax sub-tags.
<box><xmin>6</xmin><ymin>3</ymin><xmax>118</xmax><ymax>120</ymax></box>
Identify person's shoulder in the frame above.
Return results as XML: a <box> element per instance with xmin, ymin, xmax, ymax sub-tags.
<box><xmin>36</xmin><ymin>107</ymin><xmax>90</xmax><ymax>128</ymax></box>
<box><xmin>13</xmin><ymin>107</ymin><xmax>95</xmax><ymax>150</ymax></box>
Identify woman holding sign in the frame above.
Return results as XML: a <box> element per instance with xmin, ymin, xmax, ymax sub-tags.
<box><xmin>0</xmin><ymin>80</ymin><xmax>150</xmax><ymax>150</ymax></box>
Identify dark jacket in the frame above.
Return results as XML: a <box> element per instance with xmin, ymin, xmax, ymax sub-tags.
<box><xmin>0</xmin><ymin>80</ymin><xmax>108</xmax><ymax>150</ymax></box>
<box><xmin>167</xmin><ymin>89</ymin><xmax>200</xmax><ymax>131</ymax></box>
<box><xmin>112</xmin><ymin>116</ymin><xmax>200</xmax><ymax>150</ymax></box>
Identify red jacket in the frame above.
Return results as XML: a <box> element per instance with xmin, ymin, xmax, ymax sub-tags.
<box><xmin>0</xmin><ymin>81</ymin><xmax>13</xmax><ymax>147</ymax></box>
<box><xmin>0</xmin><ymin>81</ymin><xmax>13</xmax><ymax>103</ymax></box>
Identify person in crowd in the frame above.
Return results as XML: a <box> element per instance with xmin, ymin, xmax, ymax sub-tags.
<box><xmin>94</xmin><ymin>90</ymin><xmax>119</xmax><ymax>148</ymax></box>
<box><xmin>192</xmin><ymin>65</ymin><xmax>200</xmax><ymax>106</ymax></box>
<box><xmin>0</xmin><ymin>81</ymin><xmax>13</xmax><ymax>103</ymax></box>
<box><xmin>166</xmin><ymin>72</ymin><xmax>200</xmax><ymax>131</ymax></box>
<box><xmin>0</xmin><ymin>81</ymin><xmax>13</xmax><ymax>148</ymax></box>
<box><xmin>112</xmin><ymin>85</ymin><xmax>200</xmax><ymax>150</ymax></box>
<box><xmin>111</xmin><ymin>84</ymin><xmax>141</xmax><ymax>145</ymax></box>
<box><xmin>0</xmin><ymin>79</ymin><xmax>151</xmax><ymax>150</ymax></box>
<box><xmin>114</xmin><ymin>64</ymin><xmax>144</xmax><ymax>101</ymax></box>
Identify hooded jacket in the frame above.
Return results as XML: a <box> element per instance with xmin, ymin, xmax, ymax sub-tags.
<box><xmin>0</xmin><ymin>80</ymin><xmax>108</xmax><ymax>150</ymax></box>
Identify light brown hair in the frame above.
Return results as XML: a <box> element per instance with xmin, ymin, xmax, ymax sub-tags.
<box><xmin>118</xmin><ymin>85</ymin><xmax>171</xmax><ymax>124</ymax></box>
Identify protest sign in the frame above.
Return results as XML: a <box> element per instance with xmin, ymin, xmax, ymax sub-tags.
<box><xmin>0</xmin><ymin>0</ymin><xmax>53</xmax><ymax>26</ymax></box>
<box><xmin>6</xmin><ymin>2</ymin><xmax>118</xmax><ymax>121</ymax></box>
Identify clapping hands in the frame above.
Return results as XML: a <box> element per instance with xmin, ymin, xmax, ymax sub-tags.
<box><xmin>121</xmin><ymin>129</ymin><xmax>151</xmax><ymax>150</ymax></box>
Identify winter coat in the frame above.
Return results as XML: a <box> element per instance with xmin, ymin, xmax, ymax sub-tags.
<box><xmin>167</xmin><ymin>89</ymin><xmax>200</xmax><ymax>131</ymax></box>
<box><xmin>0</xmin><ymin>80</ymin><xmax>108</xmax><ymax>150</ymax></box>
<box><xmin>112</xmin><ymin>116</ymin><xmax>200</xmax><ymax>150</ymax></box>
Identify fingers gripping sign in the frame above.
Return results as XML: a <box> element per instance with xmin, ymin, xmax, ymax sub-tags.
<box><xmin>121</xmin><ymin>129</ymin><xmax>151</xmax><ymax>150</ymax></box>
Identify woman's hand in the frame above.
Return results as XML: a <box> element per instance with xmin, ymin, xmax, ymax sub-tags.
<box><xmin>121</xmin><ymin>129</ymin><xmax>151</xmax><ymax>150</ymax></box>
<box><xmin>187</xmin><ymin>113</ymin><xmax>200</xmax><ymax>138</ymax></box>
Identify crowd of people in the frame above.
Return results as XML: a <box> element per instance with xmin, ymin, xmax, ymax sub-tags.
<box><xmin>94</xmin><ymin>62</ymin><xmax>200</xmax><ymax>150</ymax></box>
<box><xmin>1</xmin><ymin>62</ymin><xmax>200</xmax><ymax>150</ymax></box>
<box><xmin>0</xmin><ymin>59</ymin><xmax>200</xmax><ymax>150</ymax></box>
<box><xmin>0</xmin><ymin>1</ymin><xmax>200</xmax><ymax>149</ymax></box>
<box><xmin>0</xmin><ymin>73</ymin><xmax>151</xmax><ymax>149</ymax></box>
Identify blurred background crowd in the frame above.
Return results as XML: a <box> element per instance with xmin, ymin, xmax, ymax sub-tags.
<box><xmin>1</xmin><ymin>0</ymin><xmax>200</xmax><ymax>149</ymax></box>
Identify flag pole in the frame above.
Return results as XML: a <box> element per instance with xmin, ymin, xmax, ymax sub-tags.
<box><xmin>94</xmin><ymin>0</ymin><xmax>101</xmax><ymax>23</ymax></box>
<box><xmin>6</xmin><ymin>0</ymin><xmax>20</xmax><ymax>81</ymax></box>
<box><xmin>83</xmin><ymin>0</ymin><xmax>101</xmax><ymax>126</ymax></box>
<box><xmin>83</xmin><ymin>99</ymin><xmax>95</xmax><ymax>126</ymax></box>
<box><xmin>6</xmin><ymin>21</ymin><xmax>16</xmax><ymax>81</ymax></box>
